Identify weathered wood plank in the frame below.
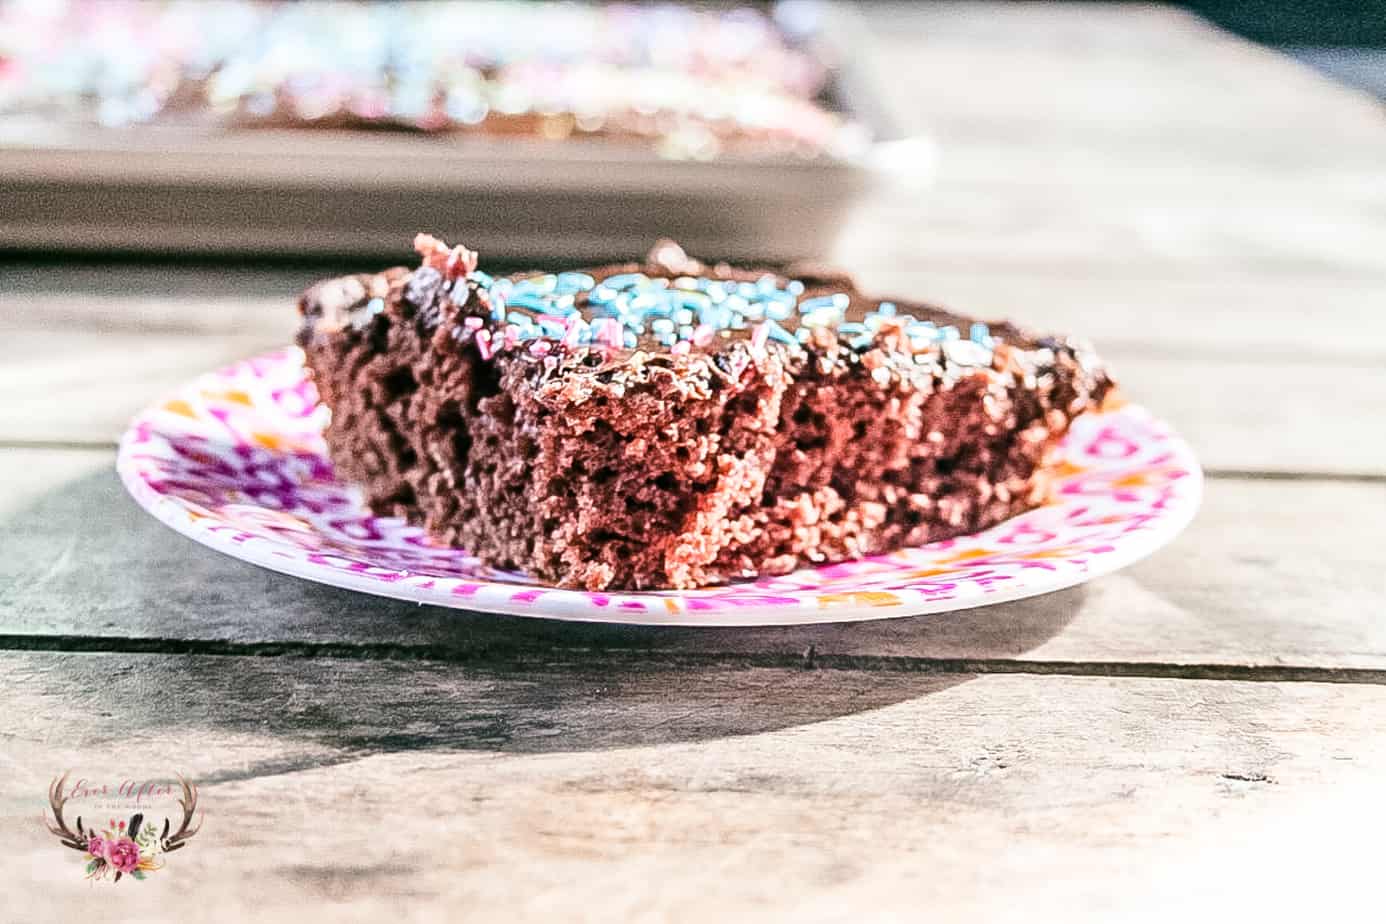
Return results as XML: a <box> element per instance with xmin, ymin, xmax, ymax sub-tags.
<box><xmin>2</xmin><ymin>448</ymin><xmax>1382</xmax><ymax>669</ymax></box>
<box><xmin>838</xmin><ymin>189</ymin><xmax>1386</xmax><ymax>283</ymax></box>
<box><xmin>850</xmin><ymin>4</ymin><xmax>1386</xmax><ymax>293</ymax></box>
<box><xmin>0</xmin><ymin>330</ymin><xmax>284</xmax><ymax>443</ymax></box>
<box><xmin>1112</xmin><ymin>352</ymin><xmax>1384</xmax><ymax>476</ymax></box>
<box><xmin>866</xmin><ymin>3</ymin><xmax>1386</xmax><ymax>155</ymax></box>
<box><xmin>3</xmin><ymin>651</ymin><xmax>1386</xmax><ymax>920</ymax></box>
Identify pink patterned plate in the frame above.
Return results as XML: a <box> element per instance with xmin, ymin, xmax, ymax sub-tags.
<box><xmin>118</xmin><ymin>348</ymin><xmax>1201</xmax><ymax>626</ymax></box>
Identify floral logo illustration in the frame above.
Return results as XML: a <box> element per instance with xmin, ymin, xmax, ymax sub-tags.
<box><xmin>44</xmin><ymin>772</ymin><xmax>202</xmax><ymax>882</ymax></box>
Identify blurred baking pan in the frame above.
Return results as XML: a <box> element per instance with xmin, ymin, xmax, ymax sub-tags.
<box><xmin>0</xmin><ymin>1</ymin><xmax>929</xmax><ymax>262</ymax></box>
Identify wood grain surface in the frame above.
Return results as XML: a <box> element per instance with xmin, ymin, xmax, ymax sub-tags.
<box><xmin>2</xmin><ymin>3</ymin><xmax>1383</xmax><ymax>920</ymax></box>
<box><xmin>4</xmin><ymin>653</ymin><xmax>1386</xmax><ymax>922</ymax></box>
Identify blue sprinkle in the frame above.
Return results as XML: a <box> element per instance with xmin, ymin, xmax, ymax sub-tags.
<box><xmin>512</xmin><ymin>274</ymin><xmax>557</xmax><ymax>297</ymax></box>
<box><xmin>628</xmin><ymin>291</ymin><xmax>662</xmax><ymax>314</ymax></box>
<box><xmin>602</xmin><ymin>273</ymin><xmax>649</xmax><ymax>291</ymax></box>
<box><xmin>698</xmin><ymin>304</ymin><xmax>728</xmax><ymax>328</ymax></box>
<box><xmin>970</xmin><ymin>322</ymin><xmax>995</xmax><ymax>347</ymax></box>
<box><xmin>850</xmin><ymin>333</ymin><xmax>875</xmax><ymax>350</ymax></box>
<box><xmin>766</xmin><ymin>303</ymin><xmax>795</xmax><ymax>321</ymax></box>
<box><xmin>504</xmin><ymin>293</ymin><xmax>551</xmax><ymax>312</ymax></box>
<box><xmin>838</xmin><ymin>322</ymin><xmax>866</xmax><ymax>335</ymax></box>
<box><xmin>941</xmin><ymin>326</ymin><xmax>960</xmax><ymax>341</ymax></box>
<box><xmin>763</xmin><ymin>319</ymin><xmax>797</xmax><ymax>344</ymax></box>
<box><xmin>877</xmin><ymin>301</ymin><xmax>897</xmax><ymax>316</ymax></box>
<box><xmin>798</xmin><ymin>293</ymin><xmax>850</xmax><ymax>314</ymax></box>
<box><xmin>352</xmin><ymin>297</ymin><xmax>385</xmax><ymax>330</ymax></box>
<box><xmin>906</xmin><ymin>322</ymin><xmax>940</xmax><ymax>342</ymax></box>
<box><xmin>802</xmin><ymin>307</ymin><xmax>842</xmax><ymax>328</ymax></box>
<box><xmin>652</xmin><ymin>318</ymin><xmax>675</xmax><ymax>335</ymax></box>
<box><xmin>555</xmin><ymin>272</ymin><xmax>596</xmax><ymax>293</ymax></box>
<box><xmin>787</xmin><ymin>280</ymin><xmax>805</xmax><ymax>295</ymax></box>
<box><xmin>588</xmin><ymin>285</ymin><xmax>618</xmax><ymax>305</ymax></box>
<box><xmin>673</xmin><ymin>291</ymin><xmax>711</xmax><ymax>311</ymax></box>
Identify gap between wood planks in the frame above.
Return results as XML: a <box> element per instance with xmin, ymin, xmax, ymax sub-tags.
<box><xmin>3</xmin><ymin>633</ymin><xmax>1386</xmax><ymax>686</ymax></box>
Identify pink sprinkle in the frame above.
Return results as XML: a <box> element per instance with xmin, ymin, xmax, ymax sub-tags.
<box><xmin>444</xmin><ymin>244</ymin><xmax>479</xmax><ymax>280</ymax></box>
<box><xmin>463</xmin><ymin>316</ymin><xmax>483</xmax><ymax>330</ymax></box>
<box><xmin>475</xmin><ymin>329</ymin><xmax>494</xmax><ymax>360</ymax></box>
<box><xmin>413</xmin><ymin>232</ymin><xmax>446</xmax><ymax>259</ymax></box>
<box><xmin>529</xmin><ymin>340</ymin><xmax>552</xmax><ymax>356</ymax></box>
<box><xmin>692</xmin><ymin>324</ymin><xmax>715</xmax><ymax>347</ymax></box>
<box><xmin>537</xmin><ymin>313</ymin><xmax>568</xmax><ymax>326</ymax></box>
<box><xmin>503</xmin><ymin>325</ymin><xmax>520</xmax><ymax>348</ymax></box>
<box><xmin>670</xmin><ymin>340</ymin><xmax>691</xmax><ymax>356</ymax></box>
<box><xmin>751</xmin><ymin>322</ymin><xmax>769</xmax><ymax>351</ymax></box>
<box><xmin>593</xmin><ymin>317</ymin><xmax>623</xmax><ymax>350</ymax></box>
<box><xmin>414</xmin><ymin>233</ymin><xmax>480</xmax><ymax>280</ymax></box>
<box><xmin>562</xmin><ymin>316</ymin><xmax>585</xmax><ymax>346</ymax></box>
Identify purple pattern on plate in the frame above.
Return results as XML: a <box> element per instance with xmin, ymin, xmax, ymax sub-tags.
<box><xmin>116</xmin><ymin>348</ymin><xmax>1202</xmax><ymax>626</ymax></box>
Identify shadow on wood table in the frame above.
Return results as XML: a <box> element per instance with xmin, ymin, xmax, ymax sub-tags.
<box><xmin>1</xmin><ymin>463</ymin><xmax>1082</xmax><ymax>762</ymax></box>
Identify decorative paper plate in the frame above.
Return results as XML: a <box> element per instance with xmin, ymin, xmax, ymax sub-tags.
<box><xmin>118</xmin><ymin>348</ymin><xmax>1201</xmax><ymax>627</ymax></box>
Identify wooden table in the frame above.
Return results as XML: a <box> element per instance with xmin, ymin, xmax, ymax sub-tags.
<box><xmin>3</xmin><ymin>4</ymin><xmax>1385</xmax><ymax>919</ymax></box>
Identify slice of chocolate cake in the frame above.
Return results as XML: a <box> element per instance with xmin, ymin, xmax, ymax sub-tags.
<box><xmin>297</xmin><ymin>236</ymin><xmax>1113</xmax><ymax>591</ymax></box>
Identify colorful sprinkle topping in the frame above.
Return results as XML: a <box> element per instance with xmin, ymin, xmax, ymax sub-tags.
<box><xmin>412</xmin><ymin>235</ymin><xmax>999</xmax><ymax>367</ymax></box>
<box><xmin>476</xmin><ymin>270</ymin><xmax>822</xmax><ymax>352</ymax></box>
<box><xmin>478</xmin><ymin>270</ymin><xmax>999</xmax><ymax>366</ymax></box>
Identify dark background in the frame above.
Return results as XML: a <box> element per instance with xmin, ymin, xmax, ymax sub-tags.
<box><xmin>1163</xmin><ymin>0</ymin><xmax>1384</xmax><ymax>97</ymax></box>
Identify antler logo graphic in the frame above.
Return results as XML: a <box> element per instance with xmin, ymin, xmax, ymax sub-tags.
<box><xmin>44</xmin><ymin>772</ymin><xmax>202</xmax><ymax>882</ymax></box>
